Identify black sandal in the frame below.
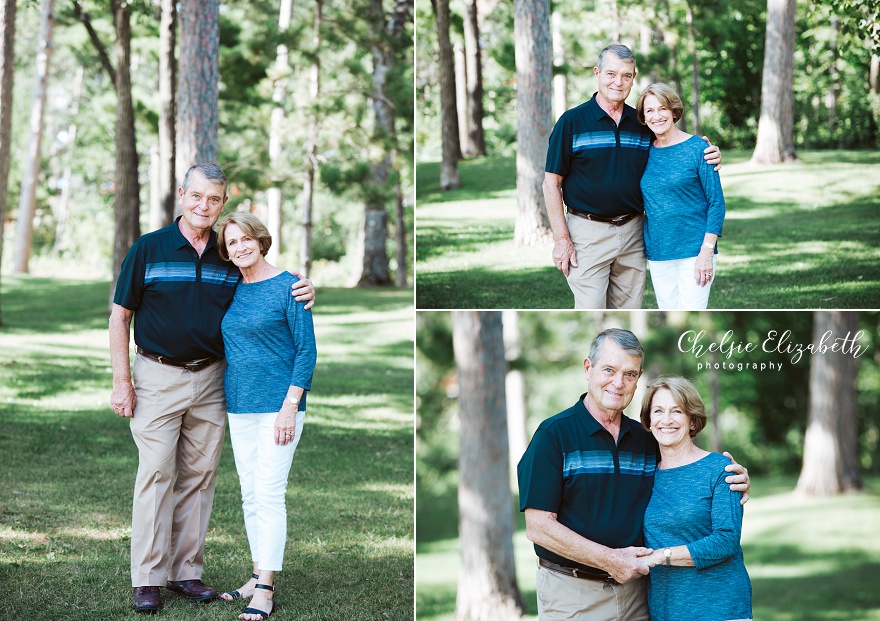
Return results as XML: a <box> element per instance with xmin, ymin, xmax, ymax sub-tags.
<box><xmin>222</xmin><ymin>573</ymin><xmax>260</xmax><ymax>601</ymax></box>
<box><xmin>240</xmin><ymin>583</ymin><xmax>275</xmax><ymax>620</ymax></box>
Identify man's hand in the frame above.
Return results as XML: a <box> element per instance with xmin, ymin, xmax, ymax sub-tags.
<box><xmin>289</xmin><ymin>271</ymin><xmax>315</xmax><ymax>310</ymax></box>
<box><xmin>701</xmin><ymin>135</ymin><xmax>722</xmax><ymax>172</ymax></box>
<box><xmin>552</xmin><ymin>238</ymin><xmax>578</xmax><ymax>277</ymax></box>
<box><xmin>723</xmin><ymin>451</ymin><xmax>750</xmax><ymax>505</ymax></box>
<box><xmin>111</xmin><ymin>380</ymin><xmax>137</xmax><ymax>418</ymax></box>
<box><xmin>602</xmin><ymin>546</ymin><xmax>653</xmax><ymax>584</ymax></box>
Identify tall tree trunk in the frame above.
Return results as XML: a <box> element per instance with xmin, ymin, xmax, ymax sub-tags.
<box><xmin>266</xmin><ymin>0</ymin><xmax>294</xmax><ymax>265</ymax></box>
<box><xmin>355</xmin><ymin>0</ymin><xmax>410</xmax><ymax>287</ymax></box>
<box><xmin>301</xmin><ymin>0</ymin><xmax>323</xmax><ymax>278</ymax></box>
<box><xmin>0</xmin><ymin>0</ymin><xmax>15</xmax><ymax>325</ymax></box>
<box><xmin>551</xmin><ymin>9</ymin><xmax>567</xmax><ymax>120</ymax></box>
<box><xmin>512</xmin><ymin>0</ymin><xmax>552</xmax><ymax>246</ymax></box>
<box><xmin>502</xmin><ymin>310</ymin><xmax>526</xmax><ymax>489</ymax></box>
<box><xmin>433</xmin><ymin>0</ymin><xmax>461</xmax><ymax>189</ymax></box>
<box><xmin>394</xmin><ymin>178</ymin><xmax>407</xmax><ymax>286</ymax></box>
<box><xmin>752</xmin><ymin>0</ymin><xmax>798</xmax><ymax>164</ymax></box>
<box><xmin>463</xmin><ymin>0</ymin><xmax>486</xmax><ymax>155</ymax></box>
<box><xmin>54</xmin><ymin>65</ymin><xmax>84</xmax><ymax>253</ymax></box>
<box><xmin>149</xmin><ymin>144</ymin><xmax>162</xmax><ymax>231</ymax></box>
<box><xmin>826</xmin><ymin>17</ymin><xmax>841</xmax><ymax>147</ymax></box>
<box><xmin>110</xmin><ymin>0</ymin><xmax>141</xmax><ymax>304</ymax></box>
<box><xmin>159</xmin><ymin>0</ymin><xmax>177</xmax><ymax>222</ymax></box>
<box><xmin>795</xmin><ymin>311</ymin><xmax>863</xmax><ymax>496</ymax></box>
<box><xmin>455</xmin><ymin>42</ymin><xmax>470</xmax><ymax>153</ymax></box>
<box><xmin>870</xmin><ymin>54</ymin><xmax>879</xmax><ymax>93</ymax></box>
<box><xmin>13</xmin><ymin>0</ymin><xmax>55</xmax><ymax>274</ymax></box>
<box><xmin>685</xmin><ymin>1</ymin><xmax>701</xmax><ymax>137</ymax></box>
<box><xmin>452</xmin><ymin>311</ymin><xmax>525</xmax><ymax>621</ymax></box>
<box><xmin>176</xmin><ymin>0</ymin><xmax>220</xmax><ymax>181</ymax></box>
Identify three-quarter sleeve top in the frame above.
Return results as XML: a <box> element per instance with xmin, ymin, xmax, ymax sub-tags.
<box><xmin>221</xmin><ymin>272</ymin><xmax>317</xmax><ymax>414</ymax></box>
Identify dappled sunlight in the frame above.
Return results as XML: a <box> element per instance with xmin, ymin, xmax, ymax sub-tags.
<box><xmin>356</xmin><ymin>482</ymin><xmax>413</xmax><ymax>501</ymax></box>
<box><xmin>55</xmin><ymin>525</ymin><xmax>131</xmax><ymax>541</ymax></box>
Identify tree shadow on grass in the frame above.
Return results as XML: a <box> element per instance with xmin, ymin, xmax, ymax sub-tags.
<box><xmin>315</xmin><ymin>287</ymin><xmax>414</xmax><ymax>316</ymax></box>
<box><xmin>416</xmin><ymin>156</ymin><xmax>517</xmax><ymax>205</ymax></box>
<box><xmin>416</xmin><ymin>223</ymin><xmax>514</xmax><ymax>263</ymax></box>
<box><xmin>0</xmin><ymin>278</ymin><xmax>110</xmax><ymax>333</ymax></box>
<box><xmin>416</xmin><ymin>266</ymin><xmax>573</xmax><ymax>309</ymax></box>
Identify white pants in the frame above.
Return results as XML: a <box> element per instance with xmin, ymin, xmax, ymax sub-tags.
<box><xmin>228</xmin><ymin>410</ymin><xmax>305</xmax><ymax>571</ymax></box>
<box><xmin>648</xmin><ymin>255</ymin><xmax>717</xmax><ymax>309</ymax></box>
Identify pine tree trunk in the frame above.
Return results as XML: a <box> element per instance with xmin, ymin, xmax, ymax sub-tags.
<box><xmin>870</xmin><ymin>55</ymin><xmax>879</xmax><ymax>93</ymax></box>
<box><xmin>552</xmin><ymin>9</ymin><xmax>568</xmax><ymax>120</ymax></box>
<box><xmin>463</xmin><ymin>0</ymin><xmax>486</xmax><ymax>155</ymax></box>
<box><xmin>177</xmin><ymin>0</ymin><xmax>219</xmax><ymax>180</ymax></box>
<box><xmin>685</xmin><ymin>1</ymin><xmax>701</xmax><ymax>137</ymax></box>
<box><xmin>795</xmin><ymin>311</ymin><xmax>863</xmax><ymax>496</ymax></box>
<box><xmin>300</xmin><ymin>0</ymin><xmax>322</xmax><ymax>278</ymax></box>
<box><xmin>452</xmin><ymin>311</ymin><xmax>525</xmax><ymax>621</ymax></box>
<box><xmin>455</xmin><ymin>42</ymin><xmax>470</xmax><ymax>153</ymax></box>
<box><xmin>513</xmin><ymin>0</ymin><xmax>552</xmax><ymax>246</ymax></box>
<box><xmin>394</xmin><ymin>178</ymin><xmax>407</xmax><ymax>286</ymax></box>
<box><xmin>110</xmin><ymin>0</ymin><xmax>141</xmax><ymax>304</ymax></box>
<box><xmin>159</xmin><ymin>0</ymin><xmax>177</xmax><ymax>222</ymax></box>
<box><xmin>752</xmin><ymin>0</ymin><xmax>798</xmax><ymax>164</ymax></box>
<box><xmin>434</xmin><ymin>0</ymin><xmax>461</xmax><ymax>189</ymax></box>
<box><xmin>0</xmin><ymin>0</ymin><xmax>15</xmax><ymax>325</ymax></box>
<box><xmin>13</xmin><ymin>0</ymin><xmax>54</xmax><ymax>274</ymax></box>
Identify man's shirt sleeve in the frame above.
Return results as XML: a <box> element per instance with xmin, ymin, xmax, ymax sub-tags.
<box><xmin>545</xmin><ymin>114</ymin><xmax>572</xmax><ymax>177</ymax></box>
<box><xmin>518</xmin><ymin>427</ymin><xmax>563</xmax><ymax>513</ymax></box>
<box><xmin>113</xmin><ymin>241</ymin><xmax>145</xmax><ymax>311</ymax></box>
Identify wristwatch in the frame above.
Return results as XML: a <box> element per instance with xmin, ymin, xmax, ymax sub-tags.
<box><xmin>663</xmin><ymin>548</ymin><xmax>672</xmax><ymax>566</ymax></box>
<box><xmin>286</xmin><ymin>396</ymin><xmax>300</xmax><ymax>408</ymax></box>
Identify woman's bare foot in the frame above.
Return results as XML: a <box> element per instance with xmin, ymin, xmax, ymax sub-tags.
<box><xmin>220</xmin><ymin>574</ymin><xmax>258</xmax><ymax>602</ymax></box>
<box><xmin>239</xmin><ymin>586</ymin><xmax>274</xmax><ymax>620</ymax></box>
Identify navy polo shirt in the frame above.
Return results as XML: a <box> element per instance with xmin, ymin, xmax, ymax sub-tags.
<box><xmin>114</xmin><ymin>217</ymin><xmax>240</xmax><ymax>361</ymax></box>
<box><xmin>545</xmin><ymin>94</ymin><xmax>653</xmax><ymax>218</ymax></box>
<box><xmin>518</xmin><ymin>393</ymin><xmax>659</xmax><ymax>570</ymax></box>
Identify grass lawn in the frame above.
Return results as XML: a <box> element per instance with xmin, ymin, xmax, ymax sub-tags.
<box><xmin>0</xmin><ymin>276</ymin><xmax>414</xmax><ymax>620</ymax></box>
<box><xmin>415</xmin><ymin>477</ymin><xmax>880</xmax><ymax>621</ymax></box>
<box><xmin>415</xmin><ymin>151</ymin><xmax>880</xmax><ymax>309</ymax></box>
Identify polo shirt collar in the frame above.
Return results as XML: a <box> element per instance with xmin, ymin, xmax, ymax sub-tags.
<box><xmin>576</xmin><ymin>392</ymin><xmax>634</xmax><ymax>441</ymax></box>
<box><xmin>171</xmin><ymin>215</ymin><xmax>218</xmax><ymax>252</ymax></box>
<box><xmin>588</xmin><ymin>92</ymin><xmax>638</xmax><ymax>126</ymax></box>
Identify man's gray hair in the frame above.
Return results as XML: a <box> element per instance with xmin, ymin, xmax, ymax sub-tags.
<box><xmin>597</xmin><ymin>44</ymin><xmax>637</xmax><ymax>71</ymax></box>
<box><xmin>588</xmin><ymin>328</ymin><xmax>644</xmax><ymax>368</ymax></box>
<box><xmin>182</xmin><ymin>163</ymin><xmax>228</xmax><ymax>197</ymax></box>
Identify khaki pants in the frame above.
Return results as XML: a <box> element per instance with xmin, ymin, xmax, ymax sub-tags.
<box><xmin>129</xmin><ymin>354</ymin><xmax>228</xmax><ymax>587</ymax></box>
<box><xmin>536</xmin><ymin>565</ymin><xmax>649</xmax><ymax>621</ymax></box>
<box><xmin>565</xmin><ymin>213</ymin><xmax>646</xmax><ymax>309</ymax></box>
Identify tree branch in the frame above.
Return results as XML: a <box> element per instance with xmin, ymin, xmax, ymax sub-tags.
<box><xmin>72</xmin><ymin>0</ymin><xmax>116</xmax><ymax>88</ymax></box>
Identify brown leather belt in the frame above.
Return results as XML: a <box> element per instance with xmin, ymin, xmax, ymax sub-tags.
<box><xmin>137</xmin><ymin>347</ymin><xmax>220</xmax><ymax>372</ymax></box>
<box><xmin>539</xmin><ymin>558</ymin><xmax>618</xmax><ymax>584</ymax></box>
<box><xmin>566</xmin><ymin>207</ymin><xmax>637</xmax><ymax>226</ymax></box>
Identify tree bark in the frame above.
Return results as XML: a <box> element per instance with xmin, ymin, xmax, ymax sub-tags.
<box><xmin>870</xmin><ymin>54</ymin><xmax>879</xmax><ymax>93</ymax></box>
<box><xmin>13</xmin><ymin>0</ymin><xmax>54</xmax><ymax>274</ymax></box>
<box><xmin>795</xmin><ymin>311</ymin><xmax>863</xmax><ymax>496</ymax></box>
<box><xmin>394</xmin><ymin>178</ymin><xmax>407</xmax><ymax>286</ymax></box>
<box><xmin>502</xmin><ymin>310</ymin><xmax>526</xmax><ymax>488</ymax></box>
<box><xmin>752</xmin><ymin>0</ymin><xmax>798</xmax><ymax>164</ymax></box>
<box><xmin>463</xmin><ymin>0</ymin><xmax>486</xmax><ymax>155</ymax></box>
<box><xmin>110</xmin><ymin>0</ymin><xmax>141</xmax><ymax>303</ymax></box>
<box><xmin>452</xmin><ymin>311</ymin><xmax>525</xmax><ymax>621</ymax></box>
<box><xmin>266</xmin><ymin>0</ymin><xmax>294</xmax><ymax>265</ymax></box>
<box><xmin>433</xmin><ymin>0</ymin><xmax>461</xmax><ymax>189</ymax></box>
<box><xmin>0</xmin><ymin>0</ymin><xmax>15</xmax><ymax>325</ymax></box>
<box><xmin>159</xmin><ymin>0</ymin><xmax>177</xmax><ymax>223</ymax></box>
<box><xmin>177</xmin><ymin>0</ymin><xmax>220</xmax><ymax>181</ymax></box>
<box><xmin>455</xmin><ymin>42</ymin><xmax>469</xmax><ymax>153</ymax></box>
<box><xmin>552</xmin><ymin>9</ymin><xmax>567</xmax><ymax>120</ymax></box>
<box><xmin>685</xmin><ymin>1</ymin><xmax>701</xmax><ymax>137</ymax></box>
<box><xmin>513</xmin><ymin>0</ymin><xmax>552</xmax><ymax>246</ymax></box>
<box><xmin>301</xmin><ymin>0</ymin><xmax>323</xmax><ymax>278</ymax></box>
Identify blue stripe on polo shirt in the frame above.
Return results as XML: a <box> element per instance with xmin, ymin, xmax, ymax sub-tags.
<box><xmin>572</xmin><ymin>130</ymin><xmax>617</xmax><ymax>152</ymax></box>
<box><xmin>202</xmin><ymin>264</ymin><xmax>240</xmax><ymax>286</ymax></box>
<box><xmin>563</xmin><ymin>449</ymin><xmax>615</xmax><ymax>476</ymax></box>
<box><xmin>619</xmin><ymin>451</ymin><xmax>657</xmax><ymax>476</ymax></box>
<box><xmin>144</xmin><ymin>262</ymin><xmax>196</xmax><ymax>283</ymax></box>
<box><xmin>619</xmin><ymin>131</ymin><xmax>652</xmax><ymax>150</ymax></box>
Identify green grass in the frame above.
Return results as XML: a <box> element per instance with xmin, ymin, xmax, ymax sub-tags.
<box><xmin>0</xmin><ymin>276</ymin><xmax>414</xmax><ymax>620</ymax></box>
<box><xmin>415</xmin><ymin>477</ymin><xmax>880</xmax><ymax>621</ymax></box>
<box><xmin>415</xmin><ymin>151</ymin><xmax>880</xmax><ymax>309</ymax></box>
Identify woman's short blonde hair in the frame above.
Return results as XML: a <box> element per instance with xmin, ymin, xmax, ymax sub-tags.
<box><xmin>640</xmin><ymin>376</ymin><xmax>707</xmax><ymax>438</ymax></box>
<box><xmin>636</xmin><ymin>83</ymin><xmax>684</xmax><ymax>126</ymax></box>
<box><xmin>216</xmin><ymin>212</ymin><xmax>272</xmax><ymax>261</ymax></box>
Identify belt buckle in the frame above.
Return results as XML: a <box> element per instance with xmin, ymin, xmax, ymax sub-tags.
<box><xmin>184</xmin><ymin>360</ymin><xmax>203</xmax><ymax>371</ymax></box>
<box><xmin>610</xmin><ymin>214</ymin><xmax>628</xmax><ymax>226</ymax></box>
<box><xmin>571</xmin><ymin>567</ymin><xmax>578</xmax><ymax>578</ymax></box>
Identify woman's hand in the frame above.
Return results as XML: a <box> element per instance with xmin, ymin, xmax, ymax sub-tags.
<box><xmin>694</xmin><ymin>248</ymin><xmax>714</xmax><ymax>287</ymax></box>
<box><xmin>274</xmin><ymin>407</ymin><xmax>297</xmax><ymax>445</ymax></box>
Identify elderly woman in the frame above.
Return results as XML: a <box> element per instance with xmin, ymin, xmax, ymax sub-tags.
<box><xmin>637</xmin><ymin>84</ymin><xmax>726</xmax><ymax>309</ymax></box>
<box><xmin>639</xmin><ymin>376</ymin><xmax>752</xmax><ymax>621</ymax></box>
<box><xmin>216</xmin><ymin>212</ymin><xmax>317</xmax><ymax>621</ymax></box>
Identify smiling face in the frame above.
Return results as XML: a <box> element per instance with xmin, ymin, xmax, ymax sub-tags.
<box><xmin>584</xmin><ymin>341</ymin><xmax>642</xmax><ymax>417</ymax></box>
<box><xmin>178</xmin><ymin>171</ymin><xmax>228</xmax><ymax>235</ymax></box>
<box><xmin>594</xmin><ymin>55</ymin><xmax>636</xmax><ymax>107</ymax></box>
<box><xmin>641</xmin><ymin>94</ymin><xmax>675</xmax><ymax>138</ymax></box>
<box><xmin>223</xmin><ymin>222</ymin><xmax>264</xmax><ymax>270</ymax></box>
<box><xmin>648</xmin><ymin>388</ymin><xmax>694</xmax><ymax>450</ymax></box>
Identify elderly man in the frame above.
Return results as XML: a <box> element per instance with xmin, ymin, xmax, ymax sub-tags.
<box><xmin>517</xmin><ymin>328</ymin><xmax>749</xmax><ymax>621</ymax></box>
<box><xmin>109</xmin><ymin>163</ymin><xmax>315</xmax><ymax>613</ymax></box>
<box><xmin>544</xmin><ymin>45</ymin><xmax>721</xmax><ymax>309</ymax></box>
